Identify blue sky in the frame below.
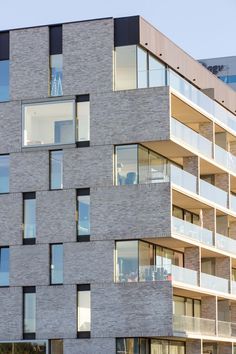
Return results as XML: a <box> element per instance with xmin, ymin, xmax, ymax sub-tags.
<box><xmin>1</xmin><ymin>0</ymin><xmax>236</xmax><ymax>59</ymax></box>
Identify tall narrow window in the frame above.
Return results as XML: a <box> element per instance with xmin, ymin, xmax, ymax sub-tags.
<box><xmin>49</xmin><ymin>25</ymin><xmax>63</xmax><ymax>96</ymax></box>
<box><xmin>0</xmin><ymin>247</ymin><xmax>9</xmax><ymax>286</ymax></box>
<box><xmin>77</xmin><ymin>189</ymin><xmax>90</xmax><ymax>241</ymax></box>
<box><xmin>50</xmin><ymin>340</ymin><xmax>63</xmax><ymax>354</ymax></box>
<box><xmin>77</xmin><ymin>284</ymin><xmax>91</xmax><ymax>338</ymax></box>
<box><xmin>0</xmin><ymin>154</ymin><xmax>9</xmax><ymax>193</ymax></box>
<box><xmin>50</xmin><ymin>150</ymin><xmax>63</xmax><ymax>189</ymax></box>
<box><xmin>0</xmin><ymin>32</ymin><xmax>9</xmax><ymax>102</ymax></box>
<box><xmin>76</xmin><ymin>95</ymin><xmax>90</xmax><ymax>147</ymax></box>
<box><xmin>23</xmin><ymin>287</ymin><xmax>36</xmax><ymax>339</ymax></box>
<box><xmin>23</xmin><ymin>192</ymin><xmax>36</xmax><ymax>245</ymax></box>
<box><xmin>50</xmin><ymin>244</ymin><xmax>63</xmax><ymax>285</ymax></box>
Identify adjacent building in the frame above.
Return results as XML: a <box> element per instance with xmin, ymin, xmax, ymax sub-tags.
<box><xmin>1</xmin><ymin>15</ymin><xmax>236</xmax><ymax>354</ymax></box>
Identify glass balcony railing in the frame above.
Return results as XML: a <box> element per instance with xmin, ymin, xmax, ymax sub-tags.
<box><xmin>170</xmin><ymin>164</ymin><xmax>197</xmax><ymax>194</ymax></box>
<box><xmin>231</xmin><ymin>194</ymin><xmax>236</xmax><ymax>213</ymax></box>
<box><xmin>172</xmin><ymin>216</ymin><xmax>213</xmax><ymax>246</ymax></box>
<box><xmin>231</xmin><ymin>281</ymin><xmax>236</xmax><ymax>295</ymax></box>
<box><xmin>218</xmin><ymin>320</ymin><xmax>232</xmax><ymax>337</ymax></box>
<box><xmin>201</xmin><ymin>272</ymin><xmax>229</xmax><ymax>293</ymax></box>
<box><xmin>173</xmin><ymin>314</ymin><xmax>216</xmax><ymax>336</ymax></box>
<box><xmin>139</xmin><ymin>265</ymin><xmax>171</xmax><ymax>282</ymax></box>
<box><xmin>216</xmin><ymin>233</ymin><xmax>236</xmax><ymax>254</ymax></box>
<box><xmin>172</xmin><ymin>265</ymin><xmax>198</xmax><ymax>286</ymax></box>
<box><xmin>199</xmin><ymin>179</ymin><xmax>228</xmax><ymax>208</ymax></box>
<box><xmin>171</xmin><ymin>117</ymin><xmax>213</xmax><ymax>159</ymax></box>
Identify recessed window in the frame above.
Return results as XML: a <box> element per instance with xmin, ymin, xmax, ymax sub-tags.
<box><xmin>23</xmin><ymin>101</ymin><xmax>74</xmax><ymax>146</ymax></box>
<box><xmin>0</xmin><ymin>341</ymin><xmax>47</xmax><ymax>354</ymax></box>
<box><xmin>23</xmin><ymin>192</ymin><xmax>36</xmax><ymax>245</ymax></box>
<box><xmin>50</xmin><ymin>244</ymin><xmax>63</xmax><ymax>285</ymax></box>
<box><xmin>77</xmin><ymin>284</ymin><xmax>91</xmax><ymax>338</ymax></box>
<box><xmin>50</xmin><ymin>339</ymin><xmax>63</xmax><ymax>354</ymax></box>
<box><xmin>23</xmin><ymin>287</ymin><xmax>36</xmax><ymax>339</ymax></box>
<box><xmin>50</xmin><ymin>150</ymin><xmax>63</xmax><ymax>190</ymax></box>
<box><xmin>76</xmin><ymin>95</ymin><xmax>90</xmax><ymax>146</ymax></box>
<box><xmin>77</xmin><ymin>189</ymin><xmax>90</xmax><ymax>241</ymax></box>
<box><xmin>0</xmin><ymin>247</ymin><xmax>9</xmax><ymax>286</ymax></box>
<box><xmin>0</xmin><ymin>154</ymin><xmax>9</xmax><ymax>193</ymax></box>
<box><xmin>0</xmin><ymin>31</ymin><xmax>10</xmax><ymax>102</ymax></box>
<box><xmin>49</xmin><ymin>25</ymin><xmax>63</xmax><ymax>97</ymax></box>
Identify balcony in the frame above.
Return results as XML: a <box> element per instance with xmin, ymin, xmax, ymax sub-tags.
<box><xmin>171</xmin><ymin>117</ymin><xmax>236</xmax><ymax>177</ymax></box>
<box><xmin>172</xmin><ymin>265</ymin><xmax>198</xmax><ymax>287</ymax></box>
<box><xmin>172</xmin><ymin>216</ymin><xmax>213</xmax><ymax>246</ymax></box>
<box><xmin>200</xmin><ymin>272</ymin><xmax>229</xmax><ymax>294</ymax></box>
<box><xmin>216</xmin><ymin>233</ymin><xmax>236</xmax><ymax>254</ymax></box>
<box><xmin>199</xmin><ymin>179</ymin><xmax>228</xmax><ymax>208</ymax></box>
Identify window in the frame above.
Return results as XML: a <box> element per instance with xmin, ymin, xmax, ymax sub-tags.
<box><xmin>116</xmin><ymin>241</ymin><xmax>138</xmax><ymax>282</ymax></box>
<box><xmin>50</xmin><ymin>340</ymin><xmax>63</xmax><ymax>354</ymax></box>
<box><xmin>50</xmin><ymin>244</ymin><xmax>63</xmax><ymax>285</ymax></box>
<box><xmin>76</xmin><ymin>95</ymin><xmax>90</xmax><ymax>146</ymax></box>
<box><xmin>0</xmin><ymin>32</ymin><xmax>9</xmax><ymax>102</ymax></box>
<box><xmin>172</xmin><ymin>205</ymin><xmax>200</xmax><ymax>225</ymax></box>
<box><xmin>0</xmin><ymin>247</ymin><xmax>9</xmax><ymax>286</ymax></box>
<box><xmin>173</xmin><ymin>295</ymin><xmax>201</xmax><ymax>318</ymax></box>
<box><xmin>116</xmin><ymin>339</ymin><xmax>185</xmax><ymax>354</ymax></box>
<box><xmin>77</xmin><ymin>189</ymin><xmax>90</xmax><ymax>241</ymax></box>
<box><xmin>114</xmin><ymin>45</ymin><xmax>166</xmax><ymax>91</ymax></box>
<box><xmin>50</xmin><ymin>150</ymin><xmax>63</xmax><ymax>189</ymax></box>
<box><xmin>115</xmin><ymin>144</ymin><xmax>169</xmax><ymax>185</ymax></box>
<box><xmin>0</xmin><ymin>154</ymin><xmax>9</xmax><ymax>193</ymax></box>
<box><xmin>23</xmin><ymin>192</ymin><xmax>36</xmax><ymax>244</ymax></box>
<box><xmin>23</xmin><ymin>287</ymin><xmax>36</xmax><ymax>339</ymax></box>
<box><xmin>49</xmin><ymin>25</ymin><xmax>63</xmax><ymax>96</ymax></box>
<box><xmin>0</xmin><ymin>341</ymin><xmax>47</xmax><ymax>354</ymax></box>
<box><xmin>77</xmin><ymin>284</ymin><xmax>91</xmax><ymax>338</ymax></box>
<box><xmin>23</xmin><ymin>101</ymin><xmax>74</xmax><ymax>146</ymax></box>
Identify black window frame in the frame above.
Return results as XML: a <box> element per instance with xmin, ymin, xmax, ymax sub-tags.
<box><xmin>77</xmin><ymin>284</ymin><xmax>91</xmax><ymax>338</ymax></box>
<box><xmin>23</xmin><ymin>286</ymin><xmax>36</xmax><ymax>340</ymax></box>
<box><xmin>49</xmin><ymin>149</ymin><xmax>63</xmax><ymax>191</ymax></box>
<box><xmin>23</xmin><ymin>192</ymin><xmax>36</xmax><ymax>245</ymax></box>
<box><xmin>76</xmin><ymin>94</ymin><xmax>90</xmax><ymax>148</ymax></box>
<box><xmin>50</xmin><ymin>243</ymin><xmax>63</xmax><ymax>286</ymax></box>
<box><xmin>0</xmin><ymin>246</ymin><xmax>9</xmax><ymax>288</ymax></box>
<box><xmin>77</xmin><ymin>188</ymin><xmax>90</xmax><ymax>242</ymax></box>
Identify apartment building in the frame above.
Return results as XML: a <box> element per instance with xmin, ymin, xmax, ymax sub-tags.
<box><xmin>1</xmin><ymin>14</ymin><xmax>236</xmax><ymax>354</ymax></box>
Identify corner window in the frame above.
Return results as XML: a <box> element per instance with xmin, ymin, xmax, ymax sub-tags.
<box><xmin>76</xmin><ymin>95</ymin><xmax>90</xmax><ymax>146</ymax></box>
<box><xmin>49</xmin><ymin>25</ymin><xmax>63</xmax><ymax>97</ymax></box>
<box><xmin>0</xmin><ymin>154</ymin><xmax>9</xmax><ymax>193</ymax></box>
<box><xmin>77</xmin><ymin>284</ymin><xmax>91</xmax><ymax>338</ymax></box>
<box><xmin>0</xmin><ymin>32</ymin><xmax>10</xmax><ymax>102</ymax></box>
<box><xmin>50</xmin><ymin>150</ymin><xmax>63</xmax><ymax>190</ymax></box>
<box><xmin>0</xmin><ymin>247</ymin><xmax>9</xmax><ymax>286</ymax></box>
<box><xmin>23</xmin><ymin>287</ymin><xmax>36</xmax><ymax>339</ymax></box>
<box><xmin>23</xmin><ymin>192</ymin><xmax>36</xmax><ymax>245</ymax></box>
<box><xmin>23</xmin><ymin>101</ymin><xmax>74</xmax><ymax>146</ymax></box>
<box><xmin>77</xmin><ymin>189</ymin><xmax>90</xmax><ymax>241</ymax></box>
<box><xmin>50</xmin><ymin>244</ymin><xmax>63</xmax><ymax>285</ymax></box>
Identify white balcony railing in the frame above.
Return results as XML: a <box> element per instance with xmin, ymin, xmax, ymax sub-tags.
<box><xmin>201</xmin><ymin>272</ymin><xmax>229</xmax><ymax>294</ymax></box>
<box><xmin>173</xmin><ymin>314</ymin><xmax>215</xmax><ymax>336</ymax></box>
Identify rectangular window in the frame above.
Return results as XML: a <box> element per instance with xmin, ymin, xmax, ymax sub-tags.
<box><xmin>49</xmin><ymin>25</ymin><xmax>63</xmax><ymax>97</ymax></box>
<box><xmin>0</xmin><ymin>31</ymin><xmax>9</xmax><ymax>102</ymax></box>
<box><xmin>77</xmin><ymin>189</ymin><xmax>90</xmax><ymax>241</ymax></box>
<box><xmin>114</xmin><ymin>45</ymin><xmax>137</xmax><ymax>90</ymax></box>
<box><xmin>76</xmin><ymin>95</ymin><xmax>90</xmax><ymax>146</ymax></box>
<box><xmin>23</xmin><ymin>287</ymin><xmax>36</xmax><ymax>339</ymax></box>
<box><xmin>23</xmin><ymin>192</ymin><xmax>36</xmax><ymax>244</ymax></box>
<box><xmin>50</xmin><ymin>339</ymin><xmax>63</xmax><ymax>354</ymax></box>
<box><xmin>50</xmin><ymin>150</ymin><xmax>63</xmax><ymax>189</ymax></box>
<box><xmin>50</xmin><ymin>244</ymin><xmax>63</xmax><ymax>285</ymax></box>
<box><xmin>0</xmin><ymin>341</ymin><xmax>47</xmax><ymax>354</ymax></box>
<box><xmin>116</xmin><ymin>240</ymin><xmax>138</xmax><ymax>282</ymax></box>
<box><xmin>77</xmin><ymin>284</ymin><xmax>91</xmax><ymax>338</ymax></box>
<box><xmin>23</xmin><ymin>101</ymin><xmax>74</xmax><ymax>146</ymax></box>
<box><xmin>0</xmin><ymin>154</ymin><xmax>9</xmax><ymax>193</ymax></box>
<box><xmin>0</xmin><ymin>247</ymin><xmax>9</xmax><ymax>286</ymax></box>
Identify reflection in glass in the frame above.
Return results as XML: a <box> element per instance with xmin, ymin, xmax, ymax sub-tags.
<box><xmin>151</xmin><ymin>339</ymin><xmax>168</xmax><ymax>354</ymax></box>
<box><xmin>0</xmin><ymin>247</ymin><xmax>9</xmax><ymax>286</ymax></box>
<box><xmin>116</xmin><ymin>145</ymin><xmax>138</xmax><ymax>185</ymax></box>
<box><xmin>115</xmin><ymin>46</ymin><xmax>137</xmax><ymax>90</ymax></box>
<box><xmin>24</xmin><ymin>196</ymin><xmax>36</xmax><ymax>239</ymax></box>
<box><xmin>24</xmin><ymin>292</ymin><xmax>36</xmax><ymax>333</ymax></box>
<box><xmin>0</xmin><ymin>341</ymin><xmax>47</xmax><ymax>354</ymax></box>
<box><xmin>51</xmin><ymin>339</ymin><xmax>63</xmax><ymax>354</ymax></box>
<box><xmin>149</xmin><ymin>54</ymin><xmax>166</xmax><ymax>87</ymax></box>
<box><xmin>0</xmin><ymin>154</ymin><xmax>9</xmax><ymax>193</ymax></box>
<box><xmin>116</xmin><ymin>338</ymin><xmax>139</xmax><ymax>354</ymax></box>
<box><xmin>50</xmin><ymin>54</ymin><xmax>63</xmax><ymax>96</ymax></box>
<box><xmin>0</xmin><ymin>60</ymin><xmax>9</xmax><ymax>101</ymax></box>
<box><xmin>78</xmin><ymin>290</ymin><xmax>91</xmax><ymax>332</ymax></box>
<box><xmin>137</xmin><ymin>47</ymin><xmax>148</xmax><ymax>88</ymax></box>
<box><xmin>116</xmin><ymin>241</ymin><xmax>138</xmax><ymax>282</ymax></box>
<box><xmin>77</xmin><ymin>101</ymin><xmax>90</xmax><ymax>142</ymax></box>
<box><xmin>23</xmin><ymin>101</ymin><xmax>74</xmax><ymax>146</ymax></box>
<box><xmin>50</xmin><ymin>150</ymin><xmax>63</xmax><ymax>189</ymax></box>
<box><xmin>51</xmin><ymin>244</ymin><xmax>63</xmax><ymax>284</ymax></box>
<box><xmin>78</xmin><ymin>195</ymin><xmax>90</xmax><ymax>236</ymax></box>
<box><xmin>139</xmin><ymin>241</ymin><xmax>154</xmax><ymax>282</ymax></box>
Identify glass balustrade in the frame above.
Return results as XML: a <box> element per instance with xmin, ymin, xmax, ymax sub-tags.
<box><xmin>199</xmin><ymin>179</ymin><xmax>228</xmax><ymax>208</ymax></box>
<box><xmin>172</xmin><ymin>216</ymin><xmax>213</xmax><ymax>246</ymax></box>
<box><xmin>231</xmin><ymin>281</ymin><xmax>236</xmax><ymax>295</ymax></box>
<box><xmin>218</xmin><ymin>321</ymin><xmax>231</xmax><ymax>337</ymax></box>
<box><xmin>171</xmin><ymin>117</ymin><xmax>213</xmax><ymax>159</ymax></box>
<box><xmin>201</xmin><ymin>272</ymin><xmax>229</xmax><ymax>293</ymax></box>
<box><xmin>170</xmin><ymin>164</ymin><xmax>197</xmax><ymax>194</ymax></box>
<box><xmin>231</xmin><ymin>194</ymin><xmax>236</xmax><ymax>213</ymax></box>
<box><xmin>216</xmin><ymin>233</ymin><xmax>236</xmax><ymax>254</ymax></box>
<box><xmin>172</xmin><ymin>265</ymin><xmax>198</xmax><ymax>286</ymax></box>
<box><xmin>173</xmin><ymin>315</ymin><xmax>216</xmax><ymax>336</ymax></box>
<box><xmin>139</xmin><ymin>265</ymin><xmax>172</xmax><ymax>282</ymax></box>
